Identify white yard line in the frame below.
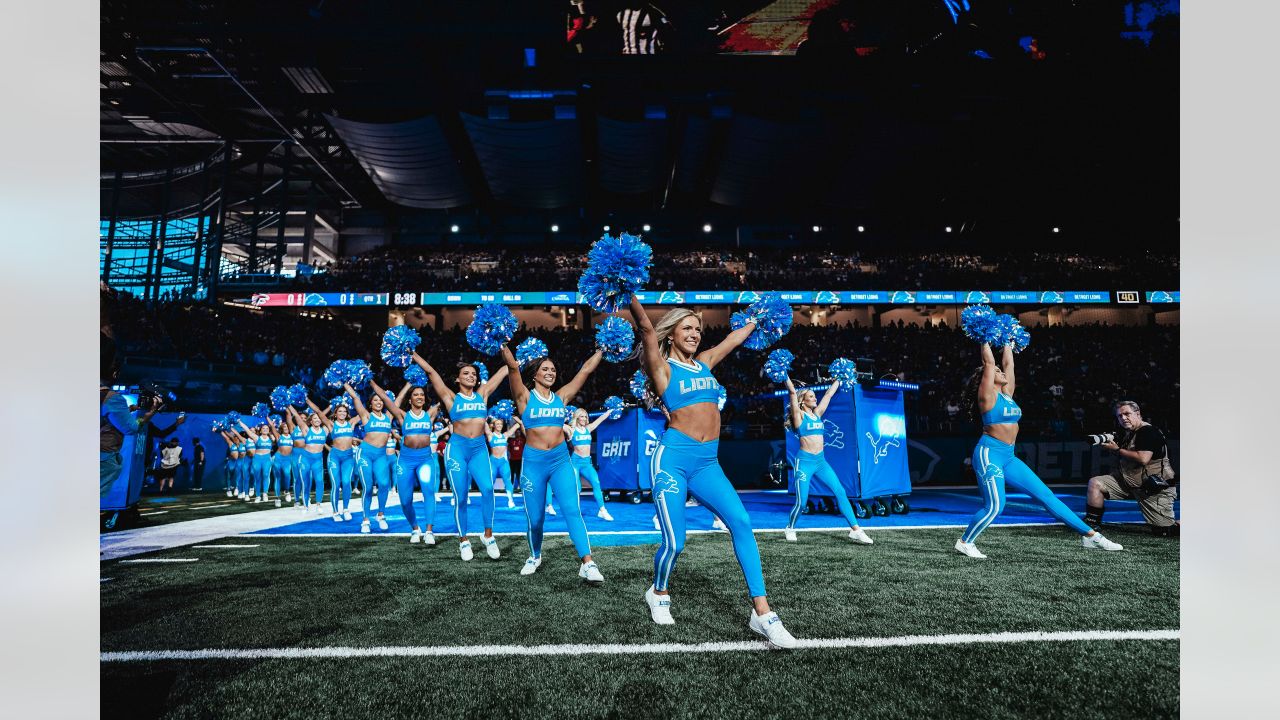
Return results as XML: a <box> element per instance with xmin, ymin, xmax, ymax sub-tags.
<box><xmin>101</xmin><ymin>628</ymin><xmax>1178</xmax><ymax>662</ymax></box>
<box><xmin>100</xmin><ymin>505</ymin><xmax>327</xmax><ymax>561</ymax></box>
<box><xmin>190</xmin><ymin>545</ymin><xmax>260</xmax><ymax>549</ymax></box>
<box><xmin>119</xmin><ymin>558</ymin><xmax>199</xmax><ymax>564</ymax></box>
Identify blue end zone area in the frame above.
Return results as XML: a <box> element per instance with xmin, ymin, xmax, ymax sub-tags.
<box><xmin>247</xmin><ymin>488</ymin><xmax>1173</xmax><ymax>547</ymax></box>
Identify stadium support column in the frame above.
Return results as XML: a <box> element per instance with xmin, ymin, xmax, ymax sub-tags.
<box><xmin>149</xmin><ymin>164</ymin><xmax>174</xmax><ymax>301</ymax></box>
<box><xmin>205</xmin><ymin>141</ymin><xmax>234</xmax><ymax>301</ymax></box>
<box><xmin>248</xmin><ymin>158</ymin><xmax>265</xmax><ymax>273</ymax></box>
<box><xmin>274</xmin><ymin>143</ymin><xmax>292</xmax><ymax>275</ymax></box>
<box><xmin>102</xmin><ymin>169</ymin><xmax>122</xmax><ymax>285</ymax></box>
<box><xmin>302</xmin><ymin>181</ymin><xmax>317</xmax><ymax>265</ymax></box>
<box><xmin>191</xmin><ymin>149</ymin><xmax>213</xmax><ymax>296</ymax></box>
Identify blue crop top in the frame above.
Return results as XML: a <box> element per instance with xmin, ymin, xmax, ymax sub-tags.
<box><xmin>386</xmin><ymin>436</ymin><xmax>397</xmax><ymax>450</ymax></box>
<box><xmin>331</xmin><ymin>420</ymin><xmax>355</xmax><ymax>440</ymax></box>
<box><xmin>489</xmin><ymin>433</ymin><xmax>507</xmax><ymax>449</ymax></box>
<box><xmin>304</xmin><ymin>426</ymin><xmax>328</xmax><ymax>444</ymax></box>
<box><xmin>291</xmin><ymin>426</ymin><xmax>306</xmax><ymax>443</ymax></box>
<box><xmin>797</xmin><ymin>411</ymin><xmax>825</xmax><ymax>438</ymax></box>
<box><xmin>402</xmin><ymin>409</ymin><xmax>433</xmax><ymax>436</ymax></box>
<box><xmin>450</xmin><ymin>392</ymin><xmax>488</xmax><ymax>421</ymax></box>
<box><xmin>522</xmin><ymin>389</ymin><xmax>567</xmax><ymax>429</ymax></box>
<box><xmin>570</xmin><ymin>426</ymin><xmax>592</xmax><ymax>447</ymax></box>
<box><xmin>982</xmin><ymin>393</ymin><xmax>1022</xmax><ymax>426</ymax></box>
<box><xmin>364</xmin><ymin>412</ymin><xmax>393</xmax><ymax>434</ymax></box>
<box><xmin>236</xmin><ymin>441</ymin><xmax>248</xmax><ymax>454</ymax></box>
<box><xmin>660</xmin><ymin>357</ymin><xmax>721</xmax><ymax>412</ymax></box>
<box><xmin>255</xmin><ymin>436</ymin><xmax>272</xmax><ymax>451</ymax></box>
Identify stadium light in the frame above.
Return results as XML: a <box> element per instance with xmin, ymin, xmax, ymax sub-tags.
<box><xmin>1052</xmin><ymin>227</ymin><xmax>1061</xmax><ymax>233</ymax></box>
<box><xmin>450</xmin><ymin>224</ymin><xmax>459</xmax><ymax>233</ymax></box>
<box><xmin>857</xmin><ymin>225</ymin><xmax>865</xmax><ymax>233</ymax></box>
<box><xmin>702</xmin><ymin>224</ymin><xmax>712</xmax><ymax>233</ymax></box>
<box><xmin>945</xmin><ymin>226</ymin><xmax>952</xmax><ymax>233</ymax></box>
<box><xmin>550</xmin><ymin>224</ymin><xmax>559</xmax><ymax>232</ymax></box>
<box><xmin>642</xmin><ymin>224</ymin><xmax>651</xmax><ymax>232</ymax></box>
<box><xmin>603</xmin><ymin>225</ymin><xmax>610</xmax><ymax>232</ymax></box>
<box><xmin>812</xmin><ymin>225</ymin><xmax>822</xmax><ymax>233</ymax></box>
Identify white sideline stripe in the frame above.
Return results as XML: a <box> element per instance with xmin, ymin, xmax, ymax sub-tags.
<box><xmin>120</xmin><ymin>558</ymin><xmax>199</xmax><ymax>564</ymax></box>
<box><xmin>244</xmin><ymin>520</ymin><xmax>1150</xmax><ymax>539</ymax></box>
<box><xmin>190</xmin><ymin>544</ymin><xmax>260</xmax><ymax>549</ymax></box>
<box><xmin>100</xmin><ymin>628</ymin><xmax>1178</xmax><ymax>663</ymax></box>
<box><xmin>139</xmin><ymin>511</ymin><xmax>169</xmax><ymax>516</ymax></box>
<box><xmin>200</xmin><ymin>504</ymin><xmax>232</xmax><ymax>509</ymax></box>
<box><xmin>100</xmin><ymin>578</ymin><xmax>112</xmax><ymax>583</ymax></box>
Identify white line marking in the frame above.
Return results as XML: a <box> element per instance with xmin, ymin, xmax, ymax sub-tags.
<box><xmin>139</xmin><ymin>511</ymin><xmax>169</xmax><ymax>516</ymax></box>
<box><xmin>244</xmin><ymin>520</ymin><xmax>1151</xmax><ymax>539</ymax></box>
<box><xmin>100</xmin><ymin>628</ymin><xmax>1178</xmax><ymax>663</ymax></box>
<box><xmin>100</xmin><ymin>578</ymin><xmax>112</xmax><ymax>583</ymax></box>
<box><xmin>199</xmin><ymin>504</ymin><xmax>232</xmax><ymax>509</ymax></box>
<box><xmin>119</xmin><ymin>558</ymin><xmax>199</xmax><ymax>564</ymax></box>
<box><xmin>190</xmin><ymin>545</ymin><xmax>260</xmax><ymax>549</ymax></box>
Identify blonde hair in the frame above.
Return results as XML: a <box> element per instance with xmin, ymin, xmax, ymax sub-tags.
<box><xmin>652</xmin><ymin>308</ymin><xmax>702</xmax><ymax>359</ymax></box>
<box><xmin>573</xmin><ymin>408</ymin><xmax>589</xmax><ymax>424</ymax></box>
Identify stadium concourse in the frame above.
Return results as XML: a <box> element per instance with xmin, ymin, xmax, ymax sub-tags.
<box><xmin>100</xmin><ymin>1</ymin><xmax>1179</xmax><ymax>718</ymax></box>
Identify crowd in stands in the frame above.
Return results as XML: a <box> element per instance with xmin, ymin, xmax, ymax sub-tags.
<box><xmin>262</xmin><ymin>246</ymin><xmax>1180</xmax><ymax>294</ymax></box>
<box><xmin>104</xmin><ymin>289</ymin><xmax>1178</xmax><ymax>441</ymax></box>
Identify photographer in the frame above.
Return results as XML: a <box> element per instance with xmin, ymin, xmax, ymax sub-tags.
<box><xmin>100</xmin><ymin>384</ymin><xmax>160</xmax><ymax>498</ymax></box>
<box><xmin>1084</xmin><ymin>401</ymin><xmax>1178</xmax><ymax>536</ymax></box>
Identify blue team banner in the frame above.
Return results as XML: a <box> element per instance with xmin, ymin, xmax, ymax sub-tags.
<box><xmin>1146</xmin><ymin>291</ymin><xmax>1179</xmax><ymax>303</ymax></box>
<box><xmin>917</xmin><ymin>291</ymin><xmax>959</xmax><ymax>303</ymax></box>
<box><xmin>1064</xmin><ymin>291</ymin><xmax>1111</xmax><ymax>303</ymax></box>
<box><xmin>288</xmin><ymin>290</ymin><xmax>1175</xmax><ymax>307</ymax></box>
<box><xmin>785</xmin><ymin>391</ymin><xmax>858</xmax><ymax>499</ymax></box>
<box><xmin>851</xmin><ymin>385</ymin><xmax>911</xmax><ymax>498</ymax></box>
<box><xmin>988</xmin><ymin>291</ymin><xmax>1036</xmax><ymax>303</ymax></box>
<box><xmin>595</xmin><ymin>409</ymin><xmax>666</xmax><ymax>492</ymax></box>
<box><xmin>843</xmin><ymin>291</ymin><xmax>889</xmax><ymax>303</ymax></box>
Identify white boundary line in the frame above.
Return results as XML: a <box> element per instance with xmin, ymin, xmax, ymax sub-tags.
<box><xmin>241</xmin><ymin>520</ymin><xmax>1150</xmax><ymax>539</ymax></box>
<box><xmin>101</xmin><ymin>628</ymin><xmax>1178</xmax><ymax>662</ymax></box>
<box><xmin>119</xmin><ymin>558</ymin><xmax>199</xmax><ymax>564</ymax></box>
<box><xmin>190</xmin><ymin>545</ymin><xmax>260</xmax><ymax>549</ymax></box>
<box><xmin>139</xmin><ymin>511</ymin><xmax>169</xmax><ymax>516</ymax></box>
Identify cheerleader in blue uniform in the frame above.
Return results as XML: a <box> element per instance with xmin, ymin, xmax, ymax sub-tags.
<box><xmin>408</xmin><ymin>353</ymin><xmax>510</xmax><ymax>561</ymax></box>
<box><xmin>305</xmin><ymin>396</ymin><xmax>359</xmax><ymax>522</ymax></box>
<box><xmin>957</xmin><ymin>342</ymin><xmax>1124</xmax><ymax>558</ymax></box>
<box><xmin>346</xmin><ymin>382</ymin><xmax>398</xmax><ymax>533</ymax></box>
<box><xmin>268</xmin><ymin>416</ymin><xmax>293</xmax><ymax>508</ymax></box>
<box><xmin>498</xmin><ymin>342</ymin><xmax>605</xmax><ymax>582</ymax></box>
<box><xmin>628</xmin><ymin>296</ymin><xmax>796</xmax><ymax>647</ymax></box>
<box><xmin>371</xmin><ymin>379</ymin><xmax>439</xmax><ymax>544</ymax></box>
<box><xmin>485</xmin><ymin>416</ymin><xmax>523</xmax><ymax>509</ymax></box>
<box><xmin>286</xmin><ymin>403</ymin><xmax>331</xmax><ymax>515</ymax></box>
<box><xmin>565</xmin><ymin>408</ymin><xmax>613</xmax><ymax>521</ymax></box>
<box><xmin>287</xmin><ymin>412</ymin><xmax>307</xmax><ymax>507</ymax></box>
<box><xmin>781</xmin><ymin>378</ymin><xmax>873</xmax><ymax>544</ymax></box>
<box><xmin>218</xmin><ymin>428</ymin><xmax>240</xmax><ymax>498</ymax></box>
<box><xmin>236</xmin><ymin>418</ymin><xmax>275</xmax><ymax>504</ymax></box>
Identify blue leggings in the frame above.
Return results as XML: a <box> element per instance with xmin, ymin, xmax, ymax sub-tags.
<box><xmin>356</xmin><ymin>446</ymin><xmax>393</xmax><ymax>521</ymax></box>
<box><xmin>236</xmin><ymin>457</ymin><xmax>251</xmax><ymax>494</ymax></box>
<box><xmin>328</xmin><ymin>448</ymin><xmax>356</xmax><ymax>512</ymax></box>
<box><xmin>491</xmin><ymin>455</ymin><xmax>515</xmax><ymax>500</ymax></box>
<box><xmin>962</xmin><ymin>434</ymin><xmax>1093</xmax><ymax>542</ymax></box>
<box><xmin>224</xmin><ymin>458</ymin><xmax>237</xmax><ymax>491</ymax></box>
<box><xmin>251</xmin><ymin>454</ymin><xmax>272</xmax><ymax>496</ymax></box>
<box><xmin>395</xmin><ymin>445</ymin><xmax>438</xmax><ymax>530</ymax></box>
<box><xmin>298</xmin><ymin>449</ymin><xmax>325</xmax><ymax>507</ymax></box>
<box><xmin>520</xmin><ymin>445</ymin><xmax>593</xmax><ymax>559</ymax></box>
<box><xmin>570</xmin><ymin>454</ymin><xmax>605</xmax><ymax>507</ymax></box>
<box><xmin>652</xmin><ymin>428</ymin><xmax>766</xmax><ymax>598</ymax></box>
<box><xmin>273</xmin><ymin>452</ymin><xmax>294</xmax><ymax>496</ymax></box>
<box><xmin>444</xmin><ymin>435</ymin><xmax>495</xmax><ymax>537</ymax></box>
<box><xmin>788</xmin><ymin>450</ymin><xmax>860</xmax><ymax>529</ymax></box>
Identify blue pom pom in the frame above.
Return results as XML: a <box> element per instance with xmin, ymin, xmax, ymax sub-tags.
<box><xmin>717</xmin><ymin>385</ymin><xmax>727</xmax><ymax>411</ymax></box>
<box><xmin>473</xmin><ymin>362</ymin><xmax>489</xmax><ymax>384</ymax></box>
<box><xmin>211</xmin><ymin>420</ymin><xmax>225</xmax><ymax>433</ymax></box>
<box><xmin>251</xmin><ymin>402</ymin><xmax>270</xmax><ymax>419</ymax></box>
<box><xmin>268</xmin><ymin>414</ymin><xmax>282</xmax><ymax>427</ymax></box>
<box><xmin>380</xmin><ymin>325</ymin><xmax>421</xmax><ymax>368</ymax></box>
<box><xmin>961</xmin><ymin>304</ymin><xmax>1002</xmax><ymax>345</ymax></box>
<box><xmin>629</xmin><ymin>370</ymin><xmax>648</xmax><ymax>401</ymax></box>
<box><xmin>345</xmin><ymin>360</ymin><xmax>372</xmax><ymax>389</ymax></box>
<box><xmin>828</xmin><ymin>358</ymin><xmax>858</xmax><ymax>390</ymax></box>
<box><xmin>224</xmin><ymin>411</ymin><xmax>241</xmax><ymax>427</ymax></box>
<box><xmin>564</xmin><ymin>406</ymin><xmax>579</xmax><ymax>425</ymax></box>
<box><xmin>994</xmin><ymin>314</ymin><xmax>1031</xmax><ymax>352</ymax></box>
<box><xmin>603</xmin><ymin>395</ymin><xmax>625</xmax><ymax>419</ymax></box>
<box><xmin>404</xmin><ymin>365</ymin><xmax>428</xmax><ymax>388</ymax></box>
<box><xmin>466</xmin><ymin>303</ymin><xmax>518</xmax><ymax>356</ymax></box>
<box><xmin>322</xmin><ymin>360</ymin><xmax>349</xmax><ymax>389</ymax></box>
<box><xmin>515</xmin><ymin>337</ymin><xmax>549</xmax><ymax>369</ymax></box>
<box><xmin>488</xmin><ymin>399</ymin><xmax>515</xmax><ymax>423</ymax></box>
<box><xmin>270</xmin><ymin>385</ymin><xmax>290</xmax><ymax>411</ymax></box>
<box><xmin>595</xmin><ymin>316</ymin><xmax>636</xmax><ymax>363</ymax></box>
<box><xmin>763</xmin><ymin>349</ymin><xmax>795</xmax><ymax>383</ymax></box>
<box><xmin>329</xmin><ymin>395</ymin><xmax>352</xmax><ymax>411</ymax></box>
<box><xmin>577</xmin><ymin>232</ymin><xmax>653</xmax><ymax>313</ymax></box>
<box><xmin>730</xmin><ymin>292</ymin><xmax>793</xmax><ymax>350</ymax></box>
<box><xmin>288</xmin><ymin>383</ymin><xmax>308</xmax><ymax>408</ymax></box>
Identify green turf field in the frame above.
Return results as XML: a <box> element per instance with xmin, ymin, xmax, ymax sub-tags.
<box><xmin>101</xmin><ymin>525</ymin><xmax>1179</xmax><ymax>719</ymax></box>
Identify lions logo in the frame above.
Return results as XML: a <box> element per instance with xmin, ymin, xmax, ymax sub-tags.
<box><xmin>304</xmin><ymin>293</ymin><xmax>328</xmax><ymax>306</ymax></box>
<box><xmin>864</xmin><ymin>430</ymin><xmax>901</xmax><ymax>465</ymax></box>
<box><xmin>814</xmin><ymin>290</ymin><xmax>840</xmax><ymax>304</ymax></box>
<box><xmin>736</xmin><ymin>291</ymin><xmax>761</xmax><ymax>304</ymax></box>
<box><xmin>1149</xmin><ymin>291</ymin><xmax>1174</xmax><ymax>303</ymax></box>
<box><xmin>891</xmin><ymin>290</ymin><xmax>916</xmax><ymax>304</ymax></box>
<box><xmin>1039</xmin><ymin>290</ymin><xmax>1064</xmax><ymax>304</ymax></box>
<box><xmin>446</xmin><ymin>458</ymin><xmax>463</xmax><ymax>475</ymax></box>
<box><xmin>823</xmin><ymin>420</ymin><xmax>845</xmax><ymax>450</ymax></box>
<box><xmin>965</xmin><ymin>291</ymin><xmax>991</xmax><ymax>304</ymax></box>
<box><xmin>652</xmin><ymin>469</ymin><xmax>681</xmax><ymax>497</ymax></box>
<box><xmin>658</xmin><ymin>291</ymin><xmax>684</xmax><ymax>305</ymax></box>
<box><xmin>521</xmin><ymin>475</ymin><xmax>537</xmax><ymax>495</ymax></box>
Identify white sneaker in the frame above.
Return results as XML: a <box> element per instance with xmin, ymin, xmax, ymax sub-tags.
<box><xmin>423</xmin><ymin>531</ymin><xmax>436</xmax><ymax>546</ymax></box>
<box><xmin>507</xmin><ymin>499</ymin><xmax>516</xmax><ymax>509</ymax></box>
<box><xmin>848</xmin><ymin>527</ymin><xmax>874</xmax><ymax>545</ymax></box>
<box><xmin>955</xmin><ymin>539</ymin><xmax>987</xmax><ymax>559</ymax></box>
<box><xmin>749</xmin><ymin>610</ymin><xmax>798</xmax><ymax>649</ymax></box>
<box><xmin>712</xmin><ymin>517</ymin><xmax>727</xmax><ymax>531</ymax></box>
<box><xmin>644</xmin><ymin>585</ymin><xmax>675</xmax><ymax>625</ymax></box>
<box><xmin>256</xmin><ymin>497</ymin><xmax>265</xmax><ymax>504</ymax></box>
<box><xmin>459</xmin><ymin>540</ymin><xmax>474</xmax><ymax>561</ymax></box>
<box><xmin>286</xmin><ymin>493</ymin><xmax>293</xmax><ymax>502</ymax></box>
<box><xmin>360</xmin><ymin>520</ymin><xmax>371</xmax><ymax>534</ymax></box>
<box><xmin>482</xmin><ymin>535</ymin><xmax>500</xmax><ymax>560</ymax></box>
<box><xmin>546</xmin><ymin>504</ymin><xmax>556</xmax><ymax>516</ymax></box>
<box><xmin>598</xmin><ymin>508</ymin><xmax>614</xmax><ymax>521</ymax></box>
<box><xmin>1082</xmin><ymin>532</ymin><xmax>1124</xmax><ymax>551</ymax></box>
<box><xmin>248</xmin><ymin>489</ymin><xmax>255</xmax><ymax>498</ymax></box>
<box><xmin>653</xmin><ymin>515</ymin><xmax>661</xmax><ymax>530</ymax></box>
<box><xmin>410</xmin><ymin>529</ymin><xmax>422</xmax><ymax>544</ymax></box>
<box><xmin>520</xmin><ymin>557</ymin><xmax>542</xmax><ymax>575</ymax></box>
<box><xmin>343</xmin><ymin>511</ymin><xmax>353</xmax><ymax>521</ymax></box>
<box><xmin>275</xmin><ymin>499</ymin><xmax>282</xmax><ymax>508</ymax></box>
<box><xmin>377</xmin><ymin>516</ymin><xmax>389</xmax><ymax>531</ymax></box>
<box><xmin>313</xmin><ymin>505</ymin><xmax>323</xmax><ymax>515</ymax></box>
<box><xmin>332</xmin><ymin>514</ymin><xmax>341</xmax><ymax>523</ymax></box>
<box><xmin>226</xmin><ymin>490</ymin><xmax>234</xmax><ymax>498</ymax></box>
<box><xmin>579</xmin><ymin>561</ymin><xmax>605</xmax><ymax>584</ymax></box>
<box><xmin>784</xmin><ymin>528</ymin><xmax>797</xmax><ymax>542</ymax></box>
<box><xmin>685</xmin><ymin>498</ymin><xmax>698</xmax><ymax>507</ymax></box>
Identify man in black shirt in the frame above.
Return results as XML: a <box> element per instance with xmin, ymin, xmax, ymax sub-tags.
<box><xmin>1084</xmin><ymin>401</ymin><xmax>1178</xmax><ymax>535</ymax></box>
<box><xmin>191</xmin><ymin>437</ymin><xmax>206</xmax><ymax>491</ymax></box>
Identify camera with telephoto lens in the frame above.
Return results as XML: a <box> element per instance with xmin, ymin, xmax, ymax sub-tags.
<box><xmin>136</xmin><ymin>382</ymin><xmax>178</xmax><ymax>411</ymax></box>
<box><xmin>1087</xmin><ymin>432</ymin><xmax>1116</xmax><ymax>445</ymax></box>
